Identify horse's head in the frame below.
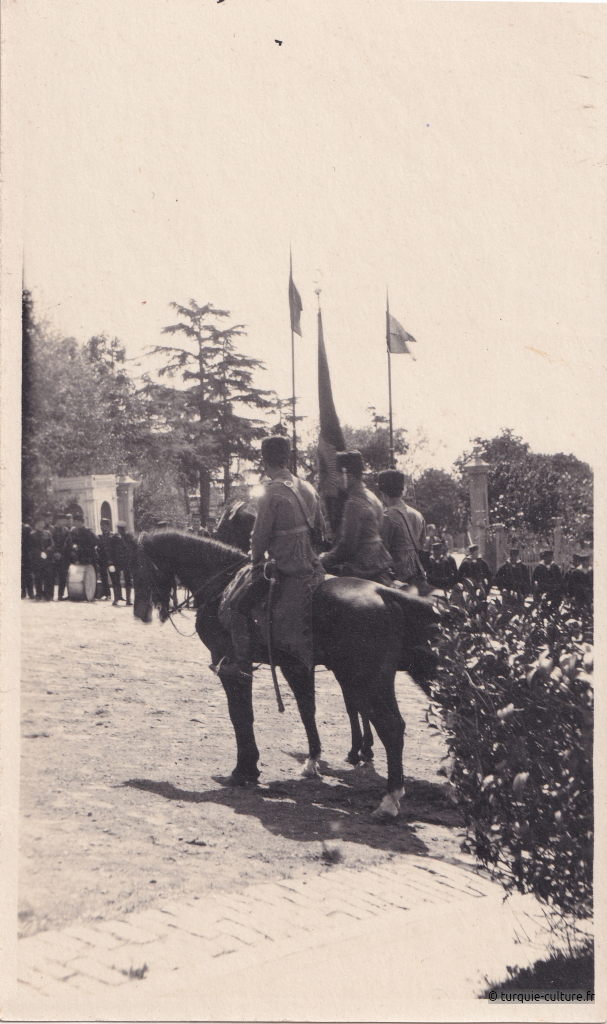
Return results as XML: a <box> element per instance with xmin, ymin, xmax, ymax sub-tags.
<box><xmin>214</xmin><ymin>501</ymin><xmax>256</xmax><ymax>553</ymax></box>
<box><xmin>132</xmin><ymin>534</ymin><xmax>175</xmax><ymax>624</ymax></box>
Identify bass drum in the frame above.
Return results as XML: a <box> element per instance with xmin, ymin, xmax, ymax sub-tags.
<box><xmin>67</xmin><ymin>563</ymin><xmax>97</xmax><ymax>602</ymax></box>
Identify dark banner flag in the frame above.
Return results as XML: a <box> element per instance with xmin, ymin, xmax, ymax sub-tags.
<box><xmin>289</xmin><ymin>252</ymin><xmax>303</xmax><ymax>337</ymax></box>
<box><xmin>317</xmin><ymin>307</ymin><xmax>346</xmax><ymax>535</ymax></box>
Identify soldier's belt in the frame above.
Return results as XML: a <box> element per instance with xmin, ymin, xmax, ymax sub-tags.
<box><xmin>274</xmin><ymin>524</ymin><xmax>309</xmax><ymax>537</ymax></box>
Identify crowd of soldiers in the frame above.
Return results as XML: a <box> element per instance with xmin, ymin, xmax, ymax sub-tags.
<box><xmin>21</xmin><ymin>511</ymin><xmax>136</xmax><ymax>605</ymax></box>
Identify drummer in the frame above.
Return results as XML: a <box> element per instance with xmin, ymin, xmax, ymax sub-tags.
<box><xmin>71</xmin><ymin>513</ymin><xmax>99</xmax><ymax>572</ymax></box>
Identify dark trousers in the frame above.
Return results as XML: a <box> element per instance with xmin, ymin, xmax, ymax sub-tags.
<box><xmin>22</xmin><ymin>566</ymin><xmax>34</xmax><ymax>599</ymax></box>
<box><xmin>55</xmin><ymin>562</ymin><xmax>69</xmax><ymax>599</ymax></box>
<box><xmin>110</xmin><ymin>567</ymin><xmax>133</xmax><ymax>603</ymax></box>
<box><xmin>98</xmin><ymin>565</ymin><xmax>112</xmax><ymax>599</ymax></box>
<box><xmin>33</xmin><ymin>565</ymin><xmax>54</xmax><ymax>600</ymax></box>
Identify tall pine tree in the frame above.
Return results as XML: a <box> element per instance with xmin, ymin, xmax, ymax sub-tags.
<box><xmin>145</xmin><ymin>301</ymin><xmax>275</xmax><ymax>524</ymax></box>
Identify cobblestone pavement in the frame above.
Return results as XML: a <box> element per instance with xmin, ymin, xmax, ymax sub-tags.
<box><xmin>10</xmin><ymin>854</ymin><xmax>562</xmax><ymax>1020</ymax></box>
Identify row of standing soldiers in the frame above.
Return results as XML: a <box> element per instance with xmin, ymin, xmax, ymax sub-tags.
<box><xmin>21</xmin><ymin>512</ymin><xmax>135</xmax><ymax>604</ymax></box>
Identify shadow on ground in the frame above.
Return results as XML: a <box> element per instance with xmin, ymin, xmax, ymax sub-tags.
<box><xmin>122</xmin><ymin>767</ymin><xmax>462</xmax><ymax>857</ymax></box>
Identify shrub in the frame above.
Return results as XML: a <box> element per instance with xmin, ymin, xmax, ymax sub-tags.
<box><xmin>430</xmin><ymin>591</ymin><xmax>593</xmax><ymax>918</ymax></box>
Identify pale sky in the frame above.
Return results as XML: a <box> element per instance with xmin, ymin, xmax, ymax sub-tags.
<box><xmin>14</xmin><ymin>0</ymin><xmax>607</xmax><ymax>470</ymax></box>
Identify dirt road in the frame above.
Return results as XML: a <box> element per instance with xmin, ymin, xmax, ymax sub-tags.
<box><xmin>20</xmin><ymin>600</ymin><xmax>463</xmax><ymax>938</ymax></box>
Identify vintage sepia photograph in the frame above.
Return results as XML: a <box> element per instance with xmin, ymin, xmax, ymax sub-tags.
<box><xmin>1</xmin><ymin>0</ymin><xmax>605</xmax><ymax>1020</ymax></box>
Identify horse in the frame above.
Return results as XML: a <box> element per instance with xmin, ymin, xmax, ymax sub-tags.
<box><xmin>214</xmin><ymin>500</ymin><xmax>376</xmax><ymax>765</ymax></box>
<box><xmin>132</xmin><ymin>529</ymin><xmax>440</xmax><ymax>819</ymax></box>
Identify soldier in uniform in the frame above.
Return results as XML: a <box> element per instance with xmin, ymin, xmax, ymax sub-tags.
<box><xmin>320</xmin><ymin>451</ymin><xmax>393</xmax><ymax>584</ymax></box>
<box><xmin>71</xmin><ymin>513</ymin><xmax>99</xmax><ymax>571</ymax></box>
<box><xmin>458</xmin><ymin>544</ymin><xmax>492</xmax><ymax>590</ymax></box>
<box><xmin>51</xmin><ymin>510</ymin><xmax>72</xmax><ymax>600</ymax></box>
<box><xmin>495</xmin><ymin>547</ymin><xmax>530</xmax><ymax>602</ymax></box>
<box><xmin>532</xmin><ymin>549</ymin><xmax>563</xmax><ymax>608</ymax></box>
<box><xmin>97</xmin><ymin>518</ymin><xmax>113</xmax><ymax>600</ymax></box>
<box><xmin>377</xmin><ymin>468</ymin><xmax>426</xmax><ymax>584</ymax></box>
<box><xmin>426</xmin><ymin>541</ymin><xmax>458</xmax><ymax>590</ymax></box>
<box><xmin>30</xmin><ymin>514</ymin><xmax>55</xmax><ymax>600</ymax></box>
<box><xmin>109</xmin><ymin>520</ymin><xmax>135</xmax><ymax>606</ymax></box>
<box><xmin>220</xmin><ymin>435</ymin><xmax>325</xmax><ymax>684</ymax></box>
<box><xmin>564</xmin><ymin>553</ymin><xmax>592</xmax><ymax>607</ymax></box>
<box><xmin>21</xmin><ymin>522</ymin><xmax>35</xmax><ymax>599</ymax></box>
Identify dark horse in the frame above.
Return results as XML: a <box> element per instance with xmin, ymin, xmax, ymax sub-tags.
<box><xmin>133</xmin><ymin>529</ymin><xmax>440</xmax><ymax>819</ymax></box>
<box><xmin>215</xmin><ymin>500</ymin><xmax>377</xmax><ymax>764</ymax></box>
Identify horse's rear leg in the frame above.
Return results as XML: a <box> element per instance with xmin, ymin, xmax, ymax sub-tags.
<box><xmin>366</xmin><ymin>691</ymin><xmax>405</xmax><ymax>819</ymax></box>
<box><xmin>220</xmin><ymin>675</ymin><xmax>260</xmax><ymax>785</ymax></box>
<box><xmin>338</xmin><ymin>685</ymin><xmax>374</xmax><ymax>765</ymax></box>
<box><xmin>280</xmin><ymin>657</ymin><xmax>321</xmax><ymax>777</ymax></box>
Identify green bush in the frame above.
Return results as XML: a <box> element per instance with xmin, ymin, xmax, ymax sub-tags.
<box><xmin>430</xmin><ymin>591</ymin><xmax>593</xmax><ymax>918</ymax></box>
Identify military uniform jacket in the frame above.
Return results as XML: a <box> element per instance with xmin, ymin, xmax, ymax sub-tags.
<box><xmin>381</xmin><ymin>502</ymin><xmax>426</xmax><ymax>580</ymax></box>
<box><xmin>250</xmin><ymin>471</ymin><xmax>324</xmax><ymax>577</ymax></box>
<box><xmin>322</xmin><ymin>482</ymin><xmax>392</xmax><ymax>576</ymax></box>
<box><xmin>97</xmin><ymin>532</ymin><xmax>113</xmax><ymax>569</ymax></box>
<box><xmin>71</xmin><ymin>526</ymin><xmax>98</xmax><ymax>565</ymax></box>
<box><xmin>458</xmin><ymin>556</ymin><xmax>492</xmax><ymax>588</ymax></box>
<box><xmin>109</xmin><ymin>532</ymin><xmax>134</xmax><ymax>570</ymax></box>
<box><xmin>51</xmin><ymin>525</ymin><xmax>72</xmax><ymax>565</ymax></box>
<box><xmin>29</xmin><ymin>528</ymin><xmax>54</xmax><ymax>569</ymax></box>
<box><xmin>427</xmin><ymin>554</ymin><xmax>458</xmax><ymax>589</ymax></box>
<box><xmin>495</xmin><ymin>560</ymin><xmax>530</xmax><ymax>594</ymax></box>
<box><xmin>533</xmin><ymin>562</ymin><xmax>562</xmax><ymax>594</ymax></box>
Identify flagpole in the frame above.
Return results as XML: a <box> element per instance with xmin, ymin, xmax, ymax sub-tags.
<box><xmin>289</xmin><ymin>247</ymin><xmax>298</xmax><ymax>475</ymax></box>
<box><xmin>386</xmin><ymin>291</ymin><xmax>395</xmax><ymax>468</ymax></box>
<box><xmin>291</xmin><ymin>323</ymin><xmax>298</xmax><ymax>474</ymax></box>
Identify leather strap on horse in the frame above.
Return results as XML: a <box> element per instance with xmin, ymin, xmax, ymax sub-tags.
<box><xmin>264</xmin><ymin>559</ymin><xmax>285</xmax><ymax>713</ymax></box>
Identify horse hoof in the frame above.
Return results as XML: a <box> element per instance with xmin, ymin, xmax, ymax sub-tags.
<box><xmin>229</xmin><ymin>769</ymin><xmax>260</xmax><ymax>787</ymax></box>
<box><xmin>371</xmin><ymin>787</ymin><xmax>405</xmax><ymax>820</ymax></box>
<box><xmin>301</xmin><ymin>757</ymin><xmax>321</xmax><ymax>779</ymax></box>
<box><xmin>345</xmin><ymin>751</ymin><xmax>359</xmax><ymax>766</ymax></box>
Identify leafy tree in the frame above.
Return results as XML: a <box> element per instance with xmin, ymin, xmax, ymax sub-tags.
<box><xmin>342</xmin><ymin>423</ymin><xmax>409</xmax><ymax>473</ymax></box>
<box><xmin>144</xmin><ymin>301</ymin><xmax>275</xmax><ymax>524</ymax></box>
<box><xmin>411</xmin><ymin>468</ymin><xmax>467</xmax><ymax>532</ymax></box>
<box><xmin>456</xmin><ymin>429</ymin><xmax>592</xmax><ymax>543</ymax></box>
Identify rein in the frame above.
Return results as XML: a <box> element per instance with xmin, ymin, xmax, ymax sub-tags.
<box><xmin>144</xmin><ymin>545</ymin><xmax>248</xmax><ymax>635</ymax></box>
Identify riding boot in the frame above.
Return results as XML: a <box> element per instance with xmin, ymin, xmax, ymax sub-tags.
<box><xmin>218</xmin><ymin>612</ymin><xmax>253</xmax><ymax>685</ymax></box>
<box><xmin>125</xmin><ymin>586</ymin><xmax>132</xmax><ymax>607</ymax></box>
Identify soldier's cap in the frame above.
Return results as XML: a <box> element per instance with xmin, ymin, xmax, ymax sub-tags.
<box><xmin>156</xmin><ymin>520</ymin><xmax>169</xmax><ymax>527</ymax></box>
<box><xmin>336</xmin><ymin>450</ymin><xmax>364</xmax><ymax>477</ymax></box>
<box><xmin>431</xmin><ymin>541</ymin><xmax>443</xmax><ymax>552</ymax></box>
<box><xmin>261</xmin><ymin>435</ymin><xmax>291</xmax><ymax>465</ymax></box>
<box><xmin>576</xmin><ymin>552</ymin><xmax>590</xmax><ymax>562</ymax></box>
<box><xmin>100</xmin><ymin>517</ymin><xmax>110</xmax><ymax>525</ymax></box>
<box><xmin>377</xmin><ymin>469</ymin><xmax>405</xmax><ymax>497</ymax></box>
<box><xmin>64</xmin><ymin>512</ymin><xmax>73</xmax><ymax>520</ymax></box>
<box><xmin>468</xmin><ymin>544</ymin><xmax>479</xmax><ymax>553</ymax></box>
<box><xmin>541</xmin><ymin>549</ymin><xmax>553</xmax><ymax>558</ymax></box>
<box><xmin>116</xmin><ymin>520</ymin><xmax>127</xmax><ymax>528</ymax></box>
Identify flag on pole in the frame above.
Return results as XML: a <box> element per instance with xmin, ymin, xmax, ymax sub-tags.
<box><xmin>387</xmin><ymin>313</ymin><xmax>417</xmax><ymax>356</ymax></box>
<box><xmin>317</xmin><ymin>307</ymin><xmax>346</xmax><ymax>534</ymax></box>
<box><xmin>289</xmin><ymin>253</ymin><xmax>303</xmax><ymax>336</ymax></box>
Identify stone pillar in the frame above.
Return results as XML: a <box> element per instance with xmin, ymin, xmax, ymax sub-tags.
<box><xmin>463</xmin><ymin>454</ymin><xmax>491</xmax><ymax>558</ymax></box>
<box><xmin>116</xmin><ymin>476</ymin><xmax>139</xmax><ymax>534</ymax></box>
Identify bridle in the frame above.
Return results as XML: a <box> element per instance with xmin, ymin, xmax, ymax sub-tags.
<box><xmin>141</xmin><ymin>546</ymin><xmax>248</xmax><ymax>634</ymax></box>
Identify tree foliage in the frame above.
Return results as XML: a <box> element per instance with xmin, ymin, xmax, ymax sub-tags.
<box><xmin>456</xmin><ymin>429</ymin><xmax>593</xmax><ymax>543</ymax></box>
<box><xmin>411</xmin><ymin>468</ymin><xmax>467</xmax><ymax>532</ymax></box>
<box><xmin>143</xmin><ymin>300</ymin><xmax>275</xmax><ymax>523</ymax></box>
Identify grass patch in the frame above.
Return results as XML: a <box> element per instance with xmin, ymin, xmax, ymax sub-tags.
<box><xmin>482</xmin><ymin>939</ymin><xmax>593</xmax><ymax>996</ymax></box>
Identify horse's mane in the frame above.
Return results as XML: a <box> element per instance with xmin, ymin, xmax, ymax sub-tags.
<box><xmin>139</xmin><ymin>529</ymin><xmax>246</xmax><ymax>569</ymax></box>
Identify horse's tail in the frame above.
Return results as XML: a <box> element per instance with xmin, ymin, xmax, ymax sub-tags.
<box><xmin>377</xmin><ymin>586</ymin><xmax>441</xmax><ymax>691</ymax></box>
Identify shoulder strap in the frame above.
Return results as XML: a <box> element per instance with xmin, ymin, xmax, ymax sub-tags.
<box><xmin>279</xmin><ymin>479</ymin><xmax>316</xmax><ymax>531</ymax></box>
<box><xmin>389</xmin><ymin>507</ymin><xmax>426</xmax><ymax>576</ymax></box>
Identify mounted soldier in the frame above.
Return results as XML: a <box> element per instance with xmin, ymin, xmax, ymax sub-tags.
<box><xmin>377</xmin><ymin>468</ymin><xmax>426</xmax><ymax>584</ymax></box>
<box><xmin>218</xmin><ymin>434</ymin><xmax>325</xmax><ymax>685</ymax></box>
<box><xmin>319</xmin><ymin>450</ymin><xmax>393</xmax><ymax>585</ymax></box>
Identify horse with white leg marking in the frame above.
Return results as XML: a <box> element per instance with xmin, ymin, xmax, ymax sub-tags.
<box><xmin>132</xmin><ymin>530</ymin><xmax>440</xmax><ymax>819</ymax></box>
